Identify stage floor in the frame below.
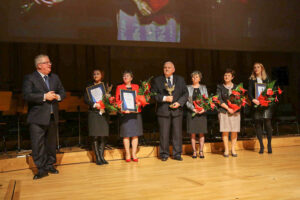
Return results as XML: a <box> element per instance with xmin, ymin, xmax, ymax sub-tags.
<box><xmin>1</xmin><ymin>146</ymin><xmax>300</xmax><ymax>200</ymax></box>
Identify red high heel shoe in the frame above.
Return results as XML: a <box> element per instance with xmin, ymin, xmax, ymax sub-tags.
<box><xmin>125</xmin><ymin>159</ymin><xmax>131</xmax><ymax>162</ymax></box>
<box><xmin>132</xmin><ymin>158</ymin><xmax>139</xmax><ymax>162</ymax></box>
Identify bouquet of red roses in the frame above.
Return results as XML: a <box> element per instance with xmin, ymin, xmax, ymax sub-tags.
<box><xmin>255</xmin><ymin>80</ymin><xmax>282</xmax><ymax>108</ymax></box>
<box><xmin>227</xmin><ymin>83</ymin><xmax>248</xmax><ymax>112</ymax></box>
<box><xmin>192</xmin><ymin>94</ymin><xmax>220</xmax><ymax>117</ymax></box>
<box><xmin>136</xmin><ymin>76</ymin><xmax>156</xmax><ymax>108</ymax></box>
<box><xmin>98</xmin><ymin>95</ymin><xmax>122</xmax><ymax>114</ymax></box>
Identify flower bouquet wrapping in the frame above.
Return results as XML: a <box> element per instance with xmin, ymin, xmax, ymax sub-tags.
<box><xmin>192</xmin><ymin>94</ymin><xmax>220</xmax><ymax>117</ymax></box>
<box><xmin>255</xmin><ymin>80</ymin><xmax>282</xmax><ymax>108</ymax></box>
<box><xmin>136</xmin><ymin>76</ymin><xmax>156</xmax><ymax>108</ymax></box>
<box><xmin>227</xmin><ymin>83</ymin><xmax>248</xmax><ymax>112</ymax></box>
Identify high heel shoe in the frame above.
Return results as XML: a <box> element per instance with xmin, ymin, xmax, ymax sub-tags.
<box><xmin>223</xmin><ymin>152</ymin><xmax>229</xmax><ymax>157</ymax></box>
<box><xmin>231</xmin><ymin>151</ymin><xmax>238</xmax><ymax>157</ymax></box>
<box><xmin>132</xmin><ymin>158</ymin><xmax>139</xmax><ymax>162</ymax></box>
<box><xmin>192</xmin><ymin>151</ymin><xmax>197</xmax><ymax>159</ymax></box>
<box><xmin>199</xmin><ymin>151</ymin><xmax>205</xmax><ymax>159</ymax></box>
<box><xmin>125</xmin><ymin>159</ymin><xmax>131</xmax><ymax>162</ymax></box>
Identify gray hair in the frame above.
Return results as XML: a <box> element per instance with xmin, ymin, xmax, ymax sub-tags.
<box><xmin>190</xmin><ymin>70</ymin><xmax>203</xmax><ymax>79</ymax></box>
<box><xmin>34</xmin><ymin>54</ymin><xmax>49</xmax><ymax>67</ymax></box>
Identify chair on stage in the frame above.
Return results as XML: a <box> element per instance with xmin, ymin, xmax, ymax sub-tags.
<box><xmin>274</xmin><ymin>103</ymin><xmax>299</xmax><ymax>135</ymax></box>
<box><xmin>0</xmin><ymin>91</ymin><xmax>13</xmax><ymax>153</ymax></box>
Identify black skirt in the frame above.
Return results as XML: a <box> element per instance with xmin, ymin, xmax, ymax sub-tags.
<box><xmin>186</xmin><ymin>111</ymin><xmax>208</xmax><ymax>134</ymax></box>
<box><xmin>120</xmin><ymin>113</ymin><xmax>143</xmax><ymax>137</ymax></box>
<box><xmin>88</xmin><ymin>111</ymin><xmax>109</xmax><ymax>136</ymax></box>
<box><xmin>252</xmin><ymin>106</ymin><xmax>274</xmax><ymax>120</ymax></box>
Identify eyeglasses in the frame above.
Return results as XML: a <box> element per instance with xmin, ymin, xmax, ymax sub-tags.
<box><xmin>39</xmin><ymin>61</ymin><xmax>52</xmax><ymax>65</ymax></box>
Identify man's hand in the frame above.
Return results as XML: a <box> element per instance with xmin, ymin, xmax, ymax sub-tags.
<box><xmin>165</xmin><ymin>96</ymin><xmax>173</xmax><ymax>103</ymax></box>
<box><xmin>171</xmin><ymin>102</ymin><xmax>180</xmax><ymax>109</ymax></box>
<box><xmin>45</xmin><ymin>91</ymin><xmax>57</xmax><ymax>101</ymax></box>
<box><xmin>133</xmin><ymin>0</ymin><xmax>153</xmax><ymax>16</ymax></box>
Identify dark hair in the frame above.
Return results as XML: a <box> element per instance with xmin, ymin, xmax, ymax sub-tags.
<box><xmin>92</xmin><ymin>69</ymin><xmax>104</xmax><ymax>81</ymax></box>
<box><xmin>224</xmin><ymin>68</ymin><xmax>235</xmax><ymax>77</ymax></box>
<box><xmin>122</xmin><ymin>70</ymin><xmax>133</xmax><ymax>78</ymax></box>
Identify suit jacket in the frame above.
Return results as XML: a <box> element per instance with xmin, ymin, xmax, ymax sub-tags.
<box><xmin>186</xmin><ymin>84</ymin><xmax>208</xmax><ymax>111</ymax></box>
<box><xmin>216</xmin><ymin>83</ymin><xmax>237</xmax><ymax>114</ymax></box>
<box><xmin>115</xmin><ymin>83</ymin><xmax>142</xmax><ymax>113</ymax></box>
<box><xmin>22</xmin><ymin>71</ymin><xmax>66</xmax><ymax>125</ymax></box>
<box><xmin>152</xmin><ymin>74</ymin><xmax>188</xmax><ymax>117</ymax></box>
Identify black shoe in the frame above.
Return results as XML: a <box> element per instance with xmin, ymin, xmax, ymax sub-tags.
<box><xmin>259</xmin><ymin>148</ymin><xmax>264</xmax><ymax>154</ymax></box>
<box><xmin>33</xmin><ymin>171</ymin><xmax>48</xmax><ymax>180</ymax></box>
<box><xmin>93</xmin><ymin>141</ymin><xmax>104</xmax><ymax>165</ymax></box>
<box><xmin>231</xmin><ymin>152</ymin><xmax>238</xmax><ymax>157</ymax></box>
<box><xmin>99</xmin><ymin>139</ymin><xmax>109</xmax><ymax>164</ymax></box>
<box><xmin>223</xmin><ymin>153</ymin><xmax>229</xmax><ymax>157</ymax></box>
<box><xmin>199</xmin><ymin>151</ymin><xmax>205</xmax><ymax>159</ymax></box>
<box><xmin>161</xmin><ymin>157</ymin><xmax>168</xmax><ymax>161</ymax></box>
<box><xmin>267</xmin><ymin>145</ymin><xmax>272</xmax><ymax>154</ymax></box>
<box><xmin>173</xmin><ymin>156</ymin><xmax>183</xmax><ymax>161</ymax></box>
<box><xmin>48</xmin><ymin>167</ymin><xmax>59</xmax><ymax>174</ymax></box>
<box><xmin>192</xmin><ymin>151</ymin><xmax>197</xmax><ymax>159</ymax></box>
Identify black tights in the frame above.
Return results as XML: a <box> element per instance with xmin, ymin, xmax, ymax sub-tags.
<box><xmin>93</xmin><ymin>136</ymin><xmax>106</xmax><ymax>148</ymax></box>
<box><xmin>255</xmin><ymin>119</ymin><xmax>273</xmax><ymax>149</ymax></box>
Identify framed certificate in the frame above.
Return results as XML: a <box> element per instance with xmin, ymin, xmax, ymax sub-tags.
<box><xmin>120</xmin><ymin>89</ymin><xmax>137</xmax><ymax>112</ymax></box>
<box><xmin>255</xmin><ymin>83</ymin><xmax>266</xmax><ymax>99</ymax></box>
<box><xmin>86</xmin><ymin>83</ymin><xmax>106</xmax><ymax>103</ymax></box>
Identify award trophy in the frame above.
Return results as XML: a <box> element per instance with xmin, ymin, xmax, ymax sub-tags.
<box><xmin>164</xmin><ymin>83</ymin><xmax>175</xmax><ymax>108</ymax></box>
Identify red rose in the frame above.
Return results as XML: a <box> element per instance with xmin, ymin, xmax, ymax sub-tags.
<box><xmin>210</xmin><ymin>102</ymin><xmax>215</xmax><ymax>110</ymax></box>
<box><xmin>202</xmin><ymin>94</ymin><xmax>208</xmax><ymax>99</ymax></box>
<box><xmin>227</xmin><ymin>100</ymin><xmax>241</xmax><ymax>112</ymax></box>
<box><xmin>275</xmin><ymin>96</ymin><xmax>279</xmax><ymax>102</ymax></box>
<box><xmin>278</xmin><ymin>87</ymin><xmax>283</xmax><ymax>95</ymax></box>
<box><xmin>144</xmin><ymin>0</ymin><xmax>169</xmax><ymax>13</ymax></box>
<box><xmin>239</xmin><ymin>87</ymin><xmax>247</xmax><ymax>94</ymax></box>
<box><xmin>212</xmin><ymin>96</ymin><xmax>218</xmax><ymax>102</ymax></box>
<box><xmin>232</xmin><ymin>90</ymin><xmax>240</xmax><ymax>96</ymax></box>
<box><xmin>193</xmin><ymin>101</ymin><xmax>204</xmax><ymax>112</ymax></box>
<box><xmin>97</xmin><ymin>100</ymin><xmax>105</xmax><ymax>110</ymax></box>
<box><xmin>109</xmin><ymin>97</ymin><xmax>115</xmax><ymax>104</ymax></box>
<box><xmin>136</xmin><ymin>95</ymin><xmax>149</xmax><ymax>107</ymax></box>
<box><xmin>266</xmin><ymin>88</ymin><xmax>274</xmax><ymax>96</ymax></box>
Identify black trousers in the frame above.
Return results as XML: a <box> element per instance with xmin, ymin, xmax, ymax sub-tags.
<box><xmin>29</xmin><ymin>115</ymin><xmax>57</xmax><ymax>172</ymax></box>
<box><xmin>158</xmin><ymin>115</ymin><xmax>183</xmax><ymax>158</ymax></box>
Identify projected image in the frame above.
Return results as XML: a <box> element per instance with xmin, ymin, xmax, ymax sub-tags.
<box><xmin>21</xmin><ymin>0</ymin><xmax>64</xmax><ymax>13</ymax></box>
<box><xmin>117</xmin><ymin>0</ymin><xmax>180</xmax><ymax>43</ymax></box>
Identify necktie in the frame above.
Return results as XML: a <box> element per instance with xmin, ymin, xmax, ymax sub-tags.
<box><xmin>44</xmin><ymin>75</ymin><xmax>50</xmax><ymax>90</ymax></box>
<box><xmin>44</xmin><ymin>75</ymin><xmax>53</xmax><ymax>113</ymax></box>
<box><xmin>167</xmin><ymin>77</ymin><xmax>172</xmax><ymax>87</ymax></box>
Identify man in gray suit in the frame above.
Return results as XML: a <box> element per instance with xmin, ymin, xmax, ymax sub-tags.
<box><xmin>152</xmin><ymin>61</ymin><xmax>188</xmax><ymax>161</ymax></box>
<box><xmin>23</xmin><ymin>54</ymin><xmax>65</xmax><ymax>179</ymax></box>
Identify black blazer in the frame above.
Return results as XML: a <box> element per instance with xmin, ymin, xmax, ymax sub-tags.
<box><xmin>22</xmin><ymin>71</ymin><xmax>66</xmax><ymax>125</ymax></box>
<box><xmin>152</xmin><ymin>74</ymin><xmax>188</xmax><ymax>117</ymax></box>
<box><xmin>216</xmin><ymin>83</ymin><xmax>237</xmax><ymax>113</ymax></box>
<box><xmin>248</xmin><ymin>78</ymin><xmax>271</xmax><ymax>102</ymax></box>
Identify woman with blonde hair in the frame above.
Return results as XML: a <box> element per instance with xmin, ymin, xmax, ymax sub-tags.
<box><xmin>248</xmin><ymin>62</ymin><xmax>274</xmax><ymax>154</ymax></box>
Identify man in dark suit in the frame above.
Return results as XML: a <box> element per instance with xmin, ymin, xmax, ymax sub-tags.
<box><xmin>152</xmin><ymin>61</ymin><xmax>188</xmax><ymax>161</ymax></box>
<box><xmin>22</xmin><ymin>54</ymin><xmax>65</xmax><ymax>179</ymax></box>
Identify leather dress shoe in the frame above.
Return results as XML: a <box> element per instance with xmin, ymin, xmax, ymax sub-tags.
<box><xmin>48</xmin><ymin>167</ymin><xmax>59</xmax><ymax>174</ymax></box>
<box><xmin>161</xmin><ymin>157</ymin><xmax>168</xmax><ymax>161</ymax></box>
<box><xmin>33</xmin><ymin>171</ymin><xmax>48</xmax><ymax>180</ymax></box>
<box><xmin>173</xmin><ymin>156</ymin><xmax>183</xmax><ymax>161</ymax></box>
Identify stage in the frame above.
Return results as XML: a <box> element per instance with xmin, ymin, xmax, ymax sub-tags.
<box><xmin>1</xmin><ymin>136</ymin><xmax>300</xmax><ymax>199</ymax></box>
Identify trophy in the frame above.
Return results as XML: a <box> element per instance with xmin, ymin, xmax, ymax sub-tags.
<box><xmin>164</xmin><ymin>83</ymin><xmax>175</xmax><ymax>108</ymax></box>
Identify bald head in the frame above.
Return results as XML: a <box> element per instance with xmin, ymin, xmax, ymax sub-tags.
<box><xmin>163</xmin><ymin>61</ymin><xmax>175</xmax><ymax>77</ymax></box>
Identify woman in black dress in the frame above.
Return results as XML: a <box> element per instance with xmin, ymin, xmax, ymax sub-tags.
<box><xmin>186</xmin><ymin>71</ymin><xmax>208</xmax><ymax>159</ymax></box>
<box><xmin>115</xmin><ymin>70</ymin><xmax>143</xmax><ymax>162</ymax></box>
<box><xmin>84</xmin><ymin>69</ymin><xmax>109</xmax><ymax>165</ymax></box>
<box><xmin>248</xmin><ymin>62</ymin><xmax>274</xmax><ymax>154</ymax></box>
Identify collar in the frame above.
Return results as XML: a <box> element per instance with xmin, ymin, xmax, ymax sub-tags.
<box><xmin>37</xmin><ymin>70</ymin><xmax>48</xmax><ymax>79</ymax></box>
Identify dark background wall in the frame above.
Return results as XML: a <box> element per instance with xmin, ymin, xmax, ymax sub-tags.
<box><xmin>0</xmin><ymin>42</ymin><xmax>299</xmax><ymax>116</ymax></box>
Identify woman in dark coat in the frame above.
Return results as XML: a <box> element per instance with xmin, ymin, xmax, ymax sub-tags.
<box><xmin>216</xmin><ymin>68</ymin><xmax>240</xmax><ymax>157</ymax></box>
<box><xmin>248</xmin><ymin>62</ymin><xmax>274</xmax><ymax>154</ymax></box>
<box><xmin>115</xmin><ymin>70</ymin><xmax>143</xmax><ymax>162</ymax></box>
<box><xmin>84</xmin><ymin>69</ymin><xmax>109</xmax><ymax>165</ymax></box>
